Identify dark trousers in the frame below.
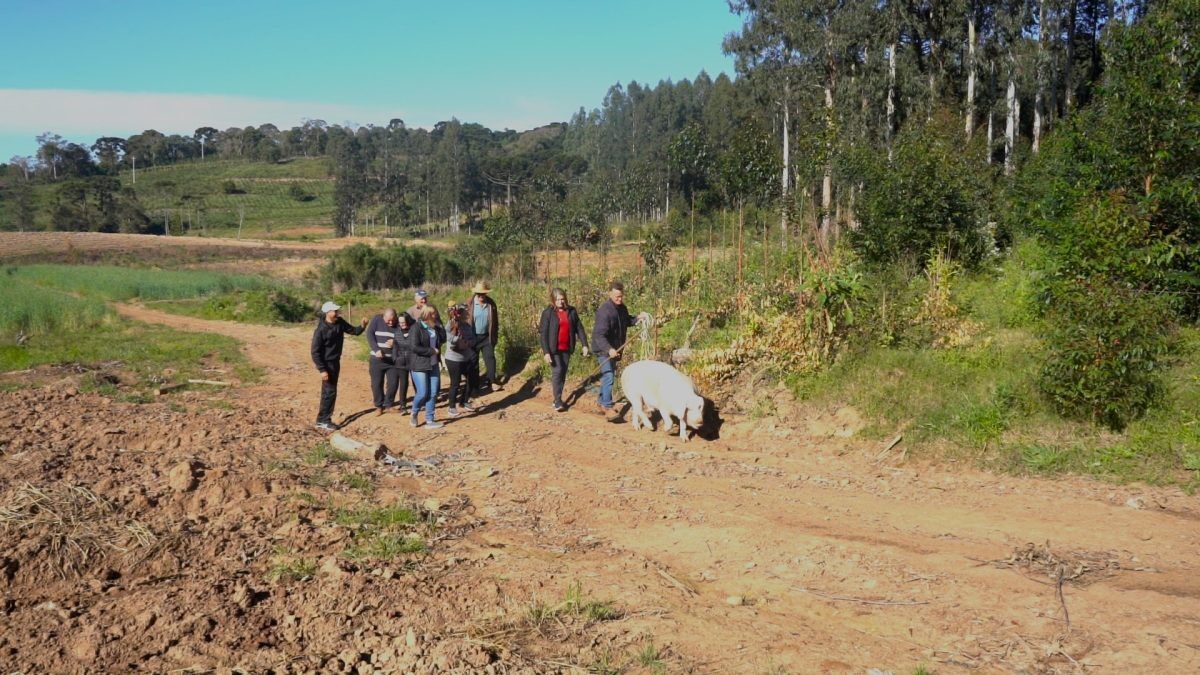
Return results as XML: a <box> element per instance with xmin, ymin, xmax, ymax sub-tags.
<box><xmin>477</xmin><ymin>337</ymin><xmax>498</xmax><ymax>385</ymax></box>
<box><xmin>369</xmin><ymin>358</ymin><xmax>400</xmax><ymax>409</ymax></box>
<box><xmin>394</xmin><ymin>367</ymin><xmax>410</xmax><ymax>409</ymax></box>
<box><xmin>446</xmin><ymin>359</ymin><xmax>478</xmax><ymax>409</ymax></box>
<box><xmin>316</xmin><ymin>362</ymin><xmax>340</xmax><ymax>424</ymax></box>
<box><xmin>549</xmin><ymin>352</ymin><xmax>570</xmax><ymax>406</ymax></box>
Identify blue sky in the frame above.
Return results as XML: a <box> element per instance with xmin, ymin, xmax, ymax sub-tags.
<box><xmin>0</xmin><ymin>0</ymin><xmax>743</xmax><ymax>160</ymax></box>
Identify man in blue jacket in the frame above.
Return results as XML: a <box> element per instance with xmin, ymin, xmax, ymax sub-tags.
<box><xmin>311</xmin><ymin>301</ymin><xmax>367</xmax><ymax>431</ymax></box>
<box><xmin>590</xmin><ymin>281</ymin><xmax>649</xmax><ymax>418</ymax></box>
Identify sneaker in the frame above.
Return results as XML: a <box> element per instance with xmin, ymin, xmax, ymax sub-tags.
<box><xmin>463</xmin><ymin>402</ymin><xmax>478</xmax><ymax>412</ymax></box>
<box><xmin>375</xmin><ymin>407</ymin><xmax>385</xmax><ymax>416</ymax></box>
<box><xmin>552</xmin><ymin>402</ymin><xmax>564</xmax><ymax>412</ymax></box>
<box><xmin>410</xmin><ymin>412</ymin><xmax>419</xmax><ymax>428</ymax></box>
<box><xmin>315</xmin><ymin>421</ymin><xmax>337</xmax><ymax>431</ymax></box>
<box><xmin>424</xmin><ymin>421</ymin><xmax>444</xmax><ymax>430</ymax></box>
<box><xmin>447</xmin><ymin>408</ymin><xmax>460</xmax><ymax>418</ymax></box>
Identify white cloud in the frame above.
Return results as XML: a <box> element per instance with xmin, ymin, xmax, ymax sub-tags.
<box><xmin>0</xmin><ymin>88</ymin><xmax>408</xmax><ymax>139</ymax></box>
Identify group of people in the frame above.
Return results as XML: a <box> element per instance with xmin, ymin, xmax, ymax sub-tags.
<box><xmin>309</xmin><ymin>280</ymin><xmax>648</xmax><ymax>431</ymax></box>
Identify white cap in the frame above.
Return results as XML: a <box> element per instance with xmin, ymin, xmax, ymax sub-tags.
<box><xmin>321</xmin><ymin>301</ymin><xmax>341</xmax><ymax>313</ymax></box>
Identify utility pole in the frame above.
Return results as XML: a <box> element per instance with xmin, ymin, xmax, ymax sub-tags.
<box><xmin>200</xmin><ymin>137</ymin><xmax>206</xmax><ymax>161</ymax></box>
<box><xmin>132</xmin><ymin>155</ymin><xmax>137</xmax><ymax>185</ymax></box>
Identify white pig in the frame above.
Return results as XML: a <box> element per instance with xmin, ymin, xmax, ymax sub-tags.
<box><xmin>620</xmin><ymin>360</ymin><xmax>705</xmax><ymax>442</ymax></box>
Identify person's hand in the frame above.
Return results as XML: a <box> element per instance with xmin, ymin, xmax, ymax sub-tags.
<box><xmin>360</xmin><ymin>317</ymin><xmax>369</xmax><ymax>327</ymax></box>
<box><xmin>582</xmin><ymin>346</ymin><xmax>590</xmax><ymax>357</ymax></box>
<box><xmin>320</xmin><ymin>371</ymin><xmax>330</xmax><ymax>382</ymax></box>
<box><xmin>383</xmin><ymin>339</ymin><xmax>394</xmax><ymax>348</ymax></box>
<box><xmin>371</xmin><ymin>351</ymin><xmax>381</xmax><ymax>358</ymax></box>
<box><xmin>543</xmin><ymin>353</ymin><xmax>552</xmax><ymax>364</ymax></box>
<box><xmin>608</xmin><ymin>348</ymin><xmax>619</xmax><ymax>358</ymax></box>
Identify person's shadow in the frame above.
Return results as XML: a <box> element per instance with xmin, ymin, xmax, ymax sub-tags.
<box><xmin>563</xmin><ymin>371</ymin><xmax>602</xmax><ymax>409</ymax></box>
<box><xmin>478</xmin><ymin>370</ymin><xmax>543</xmax><ymax>414</ymax></box>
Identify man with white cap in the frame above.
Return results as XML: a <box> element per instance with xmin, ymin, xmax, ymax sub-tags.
<box><xmin>311</xmin><ymin>300</ymin><xmax>367</xmax><ymax>431</ymax></box>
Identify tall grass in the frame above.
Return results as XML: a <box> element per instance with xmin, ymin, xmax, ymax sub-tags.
<box><xmin>0</xmin><ymin>275</ymin><xmax>112</xmax><ymax>338</ymax></box>
<box><xmin>8</xmin><ymin>264</ymin><xmax>269</xmax><ymax>301</ymax></box>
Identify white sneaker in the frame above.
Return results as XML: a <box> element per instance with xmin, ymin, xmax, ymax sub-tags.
<box><xmin>447</xmin><ymin>408</ymin><xmax>460</xmax><ymax>418</ymax></box>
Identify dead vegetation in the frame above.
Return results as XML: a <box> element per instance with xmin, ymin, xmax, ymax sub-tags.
<box><xmin>0</xmin><ymin>483</ymin><xmax>157</xmax><ymax>578</ymax></box>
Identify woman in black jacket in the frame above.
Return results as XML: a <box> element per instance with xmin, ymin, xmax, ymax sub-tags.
<box><xmin>409</xmin><ymin>306</ymin><xmax>447</xmax><ymax>429</ymax></box>
<box><xmin>538</xmin><ymin>287</ymin><xmax>590</xmax><ymax>412</ymax></box>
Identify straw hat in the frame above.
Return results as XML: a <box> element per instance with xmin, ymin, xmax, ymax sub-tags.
<box><xmin>472</xmin><ymin>281</ymin><xmax>492</xmax><ymax>295</ymax></box>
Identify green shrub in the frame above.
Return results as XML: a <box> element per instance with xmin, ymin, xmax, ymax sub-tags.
<box><xmin>638</xmin><ymin>226</ymin><xmax>671</xmax><ymax>274</ymax></box>
<box><xmin>323</xmin><ymin>243</ymin><xmax>466</xmax><ymax>291</ymax></box>
<box><xmin>287</xmin><ymin>184</ymin><xmax>312</xmax><ymax>202</ymax></box>
<box><xmin>177</xmin><ymin>288</ymin><xmax>312</xmax><ymax>324</ymax></box>
<box><xmin>1039</xmin><ymin>275</ymin><xmax>1174</xmax><ymax>431</ymax></box>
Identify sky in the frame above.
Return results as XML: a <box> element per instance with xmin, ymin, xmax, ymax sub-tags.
<box><xmin>0</xmin><ymin>0</ymin><xmax>744</xmax><ymax>161</ymax></box>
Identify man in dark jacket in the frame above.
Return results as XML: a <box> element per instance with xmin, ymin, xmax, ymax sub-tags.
<box><xmin>590</xmin><ymin>281</ymin><xmax>649</xmax><ymax>417</ymax></box>
<box><xmin>539</xmin><ymin>288</ymin><xmax>589</xmax><ymax>412</ymax></box>
<box><xmin>471</xmin><ymin>281</ymin><xmax>502</xmax><ymax>391</ymax></box>
<box><xmin>311</xmin><ymin>301</ymin><xmax>367</xmax><ymax>431</ymax></box>
<box><xmin>366</xmin><ymin>308</ymin><xmax>401</xmax><ymax>415</ymax></box>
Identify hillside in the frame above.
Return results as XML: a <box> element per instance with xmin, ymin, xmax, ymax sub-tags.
<box><xmin>0</xmin><ymin>157</ymin><xmax>335</xmax><ymax>239</ymax></box>
<box><xmin>115</xmin><ymin>157</ymin><xmax>336</xmax><ymax>239</ymax></box>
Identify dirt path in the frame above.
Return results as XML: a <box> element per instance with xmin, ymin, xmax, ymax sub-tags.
<box><xmin>114</xmin><ymin>303</ymin><xmax>1200</xmax><ymax>672</ymax></box>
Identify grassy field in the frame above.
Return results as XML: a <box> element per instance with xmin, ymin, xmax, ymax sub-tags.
<box><xmin>7</xmin><ymin>264</ymin><xmax>271</xmax><ymax>301</ymax></box>
<box><xmin>0</xmin><ymin>275</ymin><xmax>258</xmax><ymax>396</ymax></box>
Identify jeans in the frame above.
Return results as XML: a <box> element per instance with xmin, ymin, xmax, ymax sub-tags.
<box><xmin>477</xmin><ymin>337</ymin><xmax>498</xmax><ymax>385</ymax></box>
<box><xmin>316</xmin><ymin>362</ymin><xmax>340</xmax><ymax>424</ymax></box>
<box><xmin>446</xmin><ymin>359</ymin><xmax>475</xmax><ymax>409</ymax></box>
<box><xmin>369</xmin><ymin>358</ymin><xmax>399</xmax><ymax>409</ymax></box>
<box><xmin>549</xmin><ymin>352</ymin><xmax>570</xmax><ymax>406</ymax></box>
<box><xmin>411</xmin><ymin>369</ymin><xmax>440</xmax><ymax>422</ymax></box>
<box><xmin>597</xmin><ymin>355</ymin><xmax>616</xmax><ymax>409</ymax></box>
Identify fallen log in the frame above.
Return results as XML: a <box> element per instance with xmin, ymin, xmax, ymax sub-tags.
<box><xmin>187</xmin><ymin>379</ymin><xmax>231</xmax><ymax>387</ymax></box>
<box><xmin>329</xmin><ymin>432</ymin><xmax>389</xmax><ymax>461</ymax></box>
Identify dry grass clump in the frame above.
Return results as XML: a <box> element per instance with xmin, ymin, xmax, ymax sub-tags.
<box><xmin>0</xmin><ymin>483</ymin><xmax>156</xmax><ymax>578</ymax></box>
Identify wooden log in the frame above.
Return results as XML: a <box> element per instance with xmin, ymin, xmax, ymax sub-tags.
<box><xmin>187</xmin><ymin>379</ymin><xmax>231</xmax><ymax>387</ymax></box>
<box><xmin>329</xmin><ymin>432</ymin><xmax>389</xmax><ymax>461</ymax></box>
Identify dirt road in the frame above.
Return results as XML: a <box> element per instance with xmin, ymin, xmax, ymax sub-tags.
<box><xmin>105</xmin><ymin>303</ymin><xmax>1200</xmax><ymax>672</ymax></box>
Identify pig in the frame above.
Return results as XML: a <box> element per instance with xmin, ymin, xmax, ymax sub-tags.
<box><xmin>620</xmin><ymin>360</ymin><xmax>706</xmax><ymax>442</ymax></box>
